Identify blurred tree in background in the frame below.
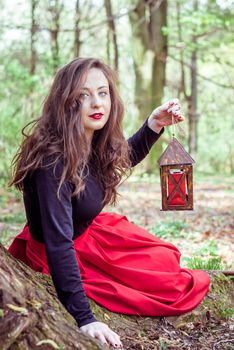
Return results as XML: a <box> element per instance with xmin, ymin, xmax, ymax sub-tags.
<box><xmin>0</xmin><ymin>0</ymin><xmax>233</xmax><ymax>185</ymax></box>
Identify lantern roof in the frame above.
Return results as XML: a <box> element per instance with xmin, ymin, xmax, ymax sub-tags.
<box><xmin>158</xmin><ymin>137</ymin><xmax>195</xmax><ymax>166</ymax></box>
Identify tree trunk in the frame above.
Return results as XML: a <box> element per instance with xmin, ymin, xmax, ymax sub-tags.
<box><xmin>0</xmin><ymin>244</ymin><xmax>104</xmax><ymax>350</ymax></box>
<box><xmin>188</xmin><ymin>46</ymin><xmax>198</xmax><ymax>155</ymax></box>
<box><xmin>176</xmin><ymin>0</ymin><xmax>198</xmax><ymax>155</ymax></box>
<box><xmin>74</xmin><ymin>0</ymin><xmax>81</xmax><ymax>58</ymax></box>
<box><xmin>150</xmin><ymin>0</ymin><xmax>168</xmax><ymax>110</ymax></box>
<box><xmin>176</xmin><ymin>0</ymin><xmax>188</xmax><ymax>100</ymax></box>
<box><xmin>1</xmin><ymin>243</ymin><xmax>233</xmax><ymax>350</ymax></box>
<box><xmin>48</xmin><ymin>0</ymin><xmax>61</xmax><ymax>72</ymax></box>
<box><xmin>104</xmin><ymin>0</ymin><xmax>119</xmax><ymax>71</ymax></box>
<box><xmin>188</xmin><ymin>0</ymin><xmax>199</xmax><ymax>155</ymax></box>
<box><xmin>129</xmin><ymin>0</ymin><xmax>168</xmax><ymax>173</ymax></box>
<box><xmin>30</xmin><ymin>0</ymin><xmax>38</xmax><ymax>75</ymax></box>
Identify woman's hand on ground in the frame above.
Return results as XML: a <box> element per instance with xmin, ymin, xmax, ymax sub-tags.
<box><xmin>148</xmin><ymin>98</ymin><xmax>184</xmax><ymax>133</ymax></box>
<box><xmin>80</xmin><ymin>321</ymin><xmax>123</xmax><ymax>349</ymax></box>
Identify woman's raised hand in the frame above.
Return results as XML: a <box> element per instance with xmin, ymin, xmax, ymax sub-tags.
<box><xmin>80</xmin><ymin>321</ymin><xmax>123</xmax><ymax>349</ymax></box>
<box><xmin>147</xmin><ymin>98</ymin><xmax>184</xmax><ymax>134</ymax></box>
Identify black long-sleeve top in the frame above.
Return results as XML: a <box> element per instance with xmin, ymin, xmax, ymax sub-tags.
<box><xmin>23</xmin><ymin>119</ymin><xmax>163</xmax><ymax>327</ymax></box>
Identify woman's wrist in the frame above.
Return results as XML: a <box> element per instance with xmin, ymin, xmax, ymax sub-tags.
<box><xmin>78</xmin><ymin>316</ymin><xmax>97</xmax><ymax>328</ymax></box>
<box><xmin>147</xmin><ymin>116</ymin><xmax>163</xmax><ymax>134</ymax></box>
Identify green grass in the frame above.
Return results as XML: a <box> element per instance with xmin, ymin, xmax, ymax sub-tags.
<box><xmin>181</xmin><ymin>239</ymin><xmax>227</xmax><ymax>270</ymax></box>
<box><xmin>0</xmin><ymin>212</ymin><xmax>26</xmax><ymax>224</ymax></box>
<box><xmin>202</xmin><ymin>274</ymin><xmax>234</xmax><ymax>319</ymax></box>
<box><xmin>185</xmin><ymin>256</ymin><xmax>224</xmax><ymax>270</ymax></box>
<box><xmin>0</xmin><ymin>228</ymin><xmax>13</xmax><ymax>246</ymax></box>
<box><xmin>150</xmin><ymin>222</ymin><xmax>227</xmax><ymax>271</ymax></box>
<box><xmin>194</xmin><ymin>239</ymin><xmax>219</xmax><ymax>257</ymax></box>
<box><xmin>149</xmin><ymin>220</ymin><xmax>188</xmax><ymax>239</ymax></box>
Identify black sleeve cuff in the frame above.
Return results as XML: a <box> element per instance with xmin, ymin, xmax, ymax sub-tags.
<box><xmin>77</xmin><ymin>315</ymin><xmax>97</xmax><ymax>328</ymax></box>
<box><xmin>144</xmin><ymin>118</ymin><xmax>164</xmax><ymax>139</ymax></box>
<box><xmin>128</xmin><ymin>118</ymin><xmax>164</xmax><ymax>167</ymax></box>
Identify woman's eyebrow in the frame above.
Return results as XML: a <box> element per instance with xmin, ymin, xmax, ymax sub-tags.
<box><xmin>81</xmin><ymin>86</ymin><xmax>109</xmax><ymax>91</ymax></box>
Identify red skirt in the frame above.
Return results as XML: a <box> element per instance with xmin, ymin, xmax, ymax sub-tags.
<box><xmin>8</xmin><ymin>212</ymin><xmax>210</xmax><ymax>316</ymax></box>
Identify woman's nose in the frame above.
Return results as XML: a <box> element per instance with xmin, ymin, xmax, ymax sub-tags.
<box><xmin>91</xmin><ymin>95</ymin><xmax>102</xmax><ymax>108</ymax></box>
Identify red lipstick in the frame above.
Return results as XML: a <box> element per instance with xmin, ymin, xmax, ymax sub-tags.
<box><xmin>89</xmin><ymin>113</ymin><xmax>104</xmax><ymax>120</ymax></box>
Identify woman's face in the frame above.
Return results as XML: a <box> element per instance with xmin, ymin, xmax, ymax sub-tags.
<box><xmin>79</xmin><ymin>68</ymin><xmax>111</xmax><ymax>141</ymax></box>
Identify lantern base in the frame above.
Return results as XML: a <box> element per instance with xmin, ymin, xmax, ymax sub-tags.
<box><xmin>160</xmin><ymin>205</ymin><xmax>193</xmax><ymax>211</ymax></box>
<box><xmin>160</xmin><ymin>208</ymin><xmax>193</xmax><ymax>211</ymax></box>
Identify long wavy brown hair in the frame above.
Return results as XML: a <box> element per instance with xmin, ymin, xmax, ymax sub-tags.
<box><xmin>9</xmin><ymin>57</ymin><xmax>132</xmax><ymax>205</ymax></box>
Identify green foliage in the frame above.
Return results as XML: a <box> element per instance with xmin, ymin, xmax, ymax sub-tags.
<box><xmin>0</xmin><ymin>228</ymin><xmax>12</xmax><ymax>246</ymax></box>
<box><xmin>0</xmin><ymin>309</ymin><xmax>4</xmax><ymax>317</ymax></box>
<box><xmin>166</xmin><ymin>0</ymin><xmax>234</xmax><ymax>174</ymax></box>
<box><xmin>0</xmin><ymin>191</ymin><xmax>8</xmax><ymax>207</ymax></box>
<box><xmin>149</xmin><ymin>220</ymin><xmax>187</xmax><ymax>239</ymax></box>
<box><xmin>182</xmin><ymin>239</ymin><xmax>226</xmax><ymax>270</ymax></box>
<box><xmin>149</xmin><ymin>222</ymin><xmax>227</xmax><ymax>271</ymax></box>
<box><xmin>150</xmin><ymin>221</ymin><xmax>227</xmax><ymax>271</ymax></box>
<box><xmin>186</xmin><ymin>256</ymin><xmax>223</xmax><ymax>270</ymax></box>
<box><xmin>194</xmin><ymin>239</ymin><xmax>219</xmax><ymax>256</ymax></box>
<box><xmin>202</xmin><ymin>273</ymin><xmax>234</xmax><ymax>319</ymax></box>
<box><xmin>0</xmin><ymin>57</ymin><xmax>48</xmax><ymax>181</ymax></box>
<box><xmin>159</xmin><ymin>339</ymin><xmax>168</xmax><ymax>350</ymax></box>
<box><xmin>0</xmin><ymin>0</ymin><xmax>234</xmax><ymax>183</ymax></box>
<box><xmin>0</xmin><ymin>212</ymin><xmax>25</xmax><ymax>224</ymax></box>
<box><xmin>134</xmin><ymin>173</ymin><xmax>160</xmax><ymax>183</ymax></box>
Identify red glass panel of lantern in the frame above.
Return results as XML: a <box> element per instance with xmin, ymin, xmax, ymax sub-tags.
<box><xmin>168</xmin><ymin>169</ymin><xmax>187</xmax><ymax>205</ymax></box>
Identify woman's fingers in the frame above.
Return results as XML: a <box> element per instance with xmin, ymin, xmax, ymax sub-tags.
<box><xmin>176</xmin><ymin>116</ymin><xmax>185</xmax><ymax>122</ymax></box>
<box><xmin>168</xmin><ymin>105</ymin><xmax>185</xmax><ymax>124</ymax></box>
<box><xmin>163</xmin><ymin>99</ymin><xmax>181</xmax><ymax>113</ymax></box>
<box><xmin>171</xmin><ymin>98</ymin><xmax>179</xmax><ymax>104</ymax></box>
<box><xmin>104</xmin><ymin>329</ymin><xmax>123</xmax><ymax>348</ymax></box>
<box><xmin>94</xmin><ymin>331</ymin><xmax>109</xmax><ymax>346</ymax></box>
<box><xmin>149</xmin><ymin>98</ymin><xmax>184</xmax><ymax>128</ymax></box>
<box><xmin>168</xmin><ymin>103</ymin><xmax>180</xmax><ymax>112</ymax></box>
<box><xmin>168</xmin><ymin>98</ymin><xmax>180</xmax><ymax>108</ymax></box>
<box><xmin>168</xmin><ymin>107</ymin><xmax>180</xmax><ymax>115</ymax></box>
<box><xmin>167</xmin><ymin>102</ymin><xmax>183</xmax><ymax>120</ymax></box>
<box><xmin>80</xmin><ymin>321</ymin><xmax>123</xmax><ymax>348</ymax></box>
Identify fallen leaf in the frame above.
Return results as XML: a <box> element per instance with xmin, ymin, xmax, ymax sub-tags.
<box><xmin>27</xmin><ymin>299</ymin><xmax>42</xmax><ymax>310</ymax></box>
<box><xmin>6</xmin><ymin>303</ymin><xmax>28</xmax><ymax>315</ymax></box>
<box><xmin>36</xmin><ymin>339</ymin><xmax>60</xmax><ymax>349</ymax></box>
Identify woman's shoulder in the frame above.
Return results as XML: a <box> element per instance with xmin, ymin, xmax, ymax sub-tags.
<box><xmin>37</xmin><ymin>154</ymin><xmax>65</xmax><ymax>179</ymax></box>
<box><xmin>24</xmin><ymin>154</ymin><xmax>74</xmax><ymax>193</ymax></box>
<box><xmin>40</xmin><ymin>153</ymin><xmax>63</xmax><ymax>166</ymax></box>
<box><xmin>35</xmin><ymin>155</ymin><xmax>74</xmax><ymax>189</ymax></box>
<box><xmin>40</xmin><ymin>153</ymin><xmax>63</xmax><ymax>169</ymax></box>
<box><xmin>23</xmin><ymin>154</ymin><xmax>65</xmax><ymax>184</ymax></box>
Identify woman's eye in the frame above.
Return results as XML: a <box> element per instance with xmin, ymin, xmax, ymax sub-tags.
<box><xmin>99</xmin><ymin>91</ymin><xmax>108</xmax><ymax>96</ymax></box>
<box><xmin>79</xmin><ymin>93</ymin><xmax>89</xmax><ymax>98</ymax></box>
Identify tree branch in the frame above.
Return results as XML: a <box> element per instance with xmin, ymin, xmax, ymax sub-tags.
<box><xmin>168</xmin><ymin>54</ymin><xmax>234</xmax><ymax>89</ymax></box>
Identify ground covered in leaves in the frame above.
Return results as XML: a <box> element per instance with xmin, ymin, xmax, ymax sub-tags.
<box><xmin>91</xmin><ymin>270</ymin><xmax>234</xmax><ymax>350</ymax></box>
<box><xmin>109</xmin><ymin>310</ymin><xmax>234</xmax><ymax>350</ymax></box>
<box><xmin>0</xmin><ymin>173</ymin><xmax>233</xmax><ymax>349</ymax></box>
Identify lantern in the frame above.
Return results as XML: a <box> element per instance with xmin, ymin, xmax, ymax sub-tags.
<box><xmin>158</xmin><ymin>137</ymin><xmax>195</xmax><ymax>211</ymax></box>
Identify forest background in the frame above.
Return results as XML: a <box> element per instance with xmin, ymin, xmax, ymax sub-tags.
<box><xmin>0</xmin><ymin>0</ymin><xmax>233</xmax><ymax>271</ymax></box>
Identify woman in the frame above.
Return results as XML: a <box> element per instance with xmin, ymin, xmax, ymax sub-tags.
<box><xmin>8</xmin><ymin>57</ymin><xmax>210</xmax><ymax>349</ymax></box>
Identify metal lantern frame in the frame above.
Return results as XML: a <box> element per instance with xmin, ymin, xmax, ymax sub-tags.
<box><xmin>158</xmin><ymin>137</ymin><xmax>195</xmax><ymax>211</ymax></box>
